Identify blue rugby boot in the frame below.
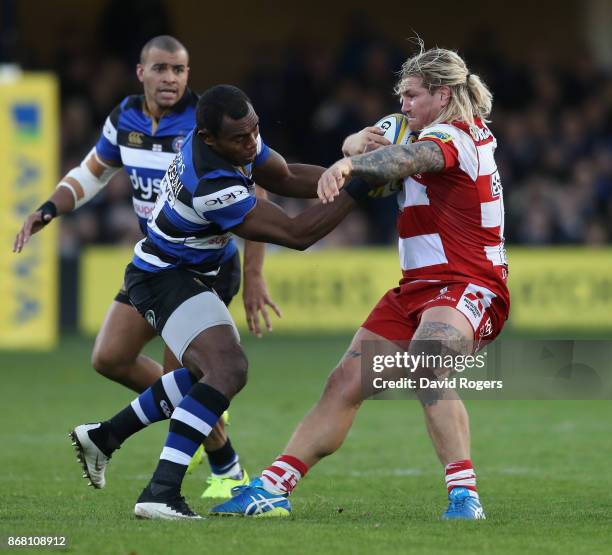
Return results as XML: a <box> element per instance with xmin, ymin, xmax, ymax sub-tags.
<box><xmin>209</xmin><ymin>477</ymin><xmax>291</xmax><ymax>517</ymax></box>
<box><xmin>441</xmin><ymin>487</ymin><xmax>486</xmax><ymax>520</ymax></box>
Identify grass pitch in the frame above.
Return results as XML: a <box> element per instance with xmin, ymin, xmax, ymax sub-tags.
<box><xmin>1</xmin><ymin>334</ymin><xmax>611</xmax><ymax>554</ymax></box>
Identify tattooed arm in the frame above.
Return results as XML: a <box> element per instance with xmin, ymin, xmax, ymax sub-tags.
<box><xmin>318</xmin><ymin>140</ymin><xmax>445</xmax><ymax>203</ymax></box>
<box><xmin>352</xmin><ymin>141</ymin><xmax>445</xmax><ymax>180</ymax></box>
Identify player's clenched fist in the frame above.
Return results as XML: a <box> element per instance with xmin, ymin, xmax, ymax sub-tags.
<box><xmin>342</xmin><ymin>126</ymin><xmax>391</xmax><ymax>157</ymax></box>
<box><xmin>317</xmin><ymin>158</ymin><xmax>353</xmax><ymax>203</ymax></box>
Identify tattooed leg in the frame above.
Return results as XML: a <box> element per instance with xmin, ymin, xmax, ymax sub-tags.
<box><xmin>282</xmin><ymin>327</ymin><xmax>388</xmax><ymax>468</ymax></box>
<box><xmin>412</xmin><ymin>306</ymin><xmax>474</xmax><ymax>466</ymax></box>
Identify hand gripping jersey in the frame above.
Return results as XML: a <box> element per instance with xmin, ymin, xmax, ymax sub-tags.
<box><xmin>396</xmin><ymin>118</ymin><xmax>509</xmax><ymax>310</ymax></box>
<box><xmin>132</xmin><ymin>130</ymin><xmax>270</xmax><ymax>274</ymax></box>
<box><xmin>95</xmin><ymin>90</ymin><xmax>198</xmax><ymax>230</ymax></box>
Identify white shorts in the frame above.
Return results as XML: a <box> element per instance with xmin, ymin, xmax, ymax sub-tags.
<box><xmin>161</xmin><ymin>291</ymin><xmax>240</xmax><ymax>363</ymax></box>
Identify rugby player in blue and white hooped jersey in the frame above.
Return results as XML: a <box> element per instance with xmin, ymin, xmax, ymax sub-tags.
<box><xmin>13</xmin><ymin>36</ymin><xmax>275</xmax><ymax>498</ymax></box>
<box><xmin>132</xmin><ymin>129</ymin><xmax>269</xmax><ymax>274</ymax></box>
<box><xmin>71</xmin><ymin>85</ymin><xmax>366</xmax><ymax>519</ymax></box>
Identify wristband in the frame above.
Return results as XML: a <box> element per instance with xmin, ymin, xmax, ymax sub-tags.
<box><xmin>37</xmin><ymin>201</ymin><xmax>58</xmax><ymax>223</ymax></box>
<box><xmin>343</xmin><ymin>178</ymin><xmax>372</xmax><ymax>204</ymax></box>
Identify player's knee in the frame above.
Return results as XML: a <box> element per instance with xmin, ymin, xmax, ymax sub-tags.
<box><xmin>91</xmin><ymin>346</ymin><xmax>126</xmax><ymax>378</ymax></box>
<box><xmin>222</xmin><ymin>348</ymin><xmax>249</xmax><ymax>393</ymax></box>
<box><xmin>184</xmin><ymin>343</ymin><xmax>248</xmax><ymax>395</ymax></box>
<box><xmin>322</xmin><ymin>363</ymin><xmax>363</xmax><ymax>407</ymax></box>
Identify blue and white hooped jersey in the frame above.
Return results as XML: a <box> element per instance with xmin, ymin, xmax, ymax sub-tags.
<box><xmin>132</xmin><ymin>130</ymin><xmax>270</xmax><ymax>274</ymax></box>
<box><xmin>95</xmin><ymin>90</ymin><xmax>198</xmax><ymax>231</ymax></box>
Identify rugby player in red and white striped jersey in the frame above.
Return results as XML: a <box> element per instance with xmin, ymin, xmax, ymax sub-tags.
<box><xmin>211</xmin><ymin>45</ymin><xmax>509</xmax><ymax>520</ymax></box>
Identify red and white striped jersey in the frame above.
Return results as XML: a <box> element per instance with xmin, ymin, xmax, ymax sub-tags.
<box><xmin>396</xmin><ymin>118</ymin><xmax>509</xmax><ymax>309</ymax></box>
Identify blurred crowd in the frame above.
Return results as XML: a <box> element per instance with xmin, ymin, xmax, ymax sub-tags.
<box><xmin>36</xmin><ymin>14</ymin><xmax>612</xmax><ymax>252</ymax></box>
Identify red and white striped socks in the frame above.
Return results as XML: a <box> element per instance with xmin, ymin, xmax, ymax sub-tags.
<box><xmin>445</xmin><ymin>459</ymin><xmax>479</xmax><ymax>498</ymax></box>
<box><xmin>261</xmin><ymin>455</ymin><xmax>308</xmax><ymax>496</ymax></box>
<box><xmin>260</xmin><ymin>456</ymin><xmax>477</xmax><ymax>498</ymax></box>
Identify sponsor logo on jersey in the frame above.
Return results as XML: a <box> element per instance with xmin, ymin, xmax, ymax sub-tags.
<box><xmin>172</xmin><ymin>136</ymin><xmax>185</xmax><ymax>153</ymax></box>
<box><xmin>128</xmin><ymin>131</ymin><xmax>144</xmax><ymax>147</ymax></box>
<box><xmin>463</xmin><ymin>292</ymin><xmax>484</xmax><ymax>316</ymax></box>
<box><xmin>429</xmin><ymin>294</ymin><xmax>457</xmax><ymax>303</ymax></box>
<box><xmin>201</xmin><ymin>185</ymin><xmax>249</xmax><ymax>208</ymax></box>
<box><xmin>133</xmin><ymin>199</ymin><xmax>155</xmax><ymax>219</ymax></box>
<box><xmin>175</xmin><ymin>151</ymin><xmax>186</xmax><ymax>175</ymax></box>
<box><xmin>490</xmin><ymin>170</ymin><xmax>502</xmax><ymax>197</ymax></box>
<box><xmin>457</xmin><ymin>290</ymin><xmax>486</xmax><ymax>331</ymax></box>
<box><xmin>421</xmin><ymin>130</ymin><xmax>452</xmax><ymax>142</ymax></box>
<box><xmin>164</xmin><ymin>159</ymin><xmax>183</xmax><ymax>207</ymax></box>
<box><xmin>468</xmin><ymin>125</ymin><xmax>493</xmax><ymax>142</ymax></box>
<box><xmin>129</xmin><ymin>169</ymin><xmax>162</xmax><ymax>200</ymax></box>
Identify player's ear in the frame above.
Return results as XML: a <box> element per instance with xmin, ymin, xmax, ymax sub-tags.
<box><xmin>136</xmin><ymin>64</ymin><xmax>145</xmax><ymax>83</ymax></box>
<box><xmin>438</xmin><ymin>86</ymin><xmax>452</xmax><ymax>108</ymax></box>
<box><xmin>198</xmin><ymin>129</ymin><xmax>215</xmax><ymax>146</ymax></box>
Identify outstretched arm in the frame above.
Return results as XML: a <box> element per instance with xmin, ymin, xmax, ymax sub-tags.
<box><xmin>13</xmin><ymin>149</ymin><xmax>120</xmax><ymax>252</ymax></box>
<box><xmin>252</xmin><ymin>148</ymin><xmax>324</xmax><ymax>199</ymax></box>
<box><xmin>318</xmin><ymin>141</ymin><xmax>445</xmax><ymax>203</ymax></box>
<box><xmin>232</xmin><ymin>192</ymin><xmax>356</xmax><ymax>251</ymax></box>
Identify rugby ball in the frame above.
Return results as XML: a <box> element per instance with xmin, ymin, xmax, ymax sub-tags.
<box><xmin>368</xmin><ymin>113</ymin><xmax>416</xmax><ymax>198</ymax></box>
<box><xmin>375</xmin><ymin>113</ymin><xmax>413</xmax><ymax>147</ymax></box>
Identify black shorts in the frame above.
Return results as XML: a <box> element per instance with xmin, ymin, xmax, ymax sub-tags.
<box><xmin>115</xmin><ymin>251</ymin><xmax>241</xmax><ymax>307</ymax></box>
<box><xmin>212</xmin><ymin>250</ymin><xmax>241</xmax><ymax>306</ymax></box>
<box><xmin>124</xmin><ymin>261</ymin><xmax>240</xmax><ymax>362</ymax></box>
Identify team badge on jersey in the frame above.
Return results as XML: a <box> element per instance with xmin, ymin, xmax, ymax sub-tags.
<box><xmin>172</xmin><ymin>136</ymin><xmax>185</xmax><ymax>153</ymax></box>
<box><xmin>479</xmin><ymin>316</ymin><xmax>493</xmax><ymax>338</ymax></box>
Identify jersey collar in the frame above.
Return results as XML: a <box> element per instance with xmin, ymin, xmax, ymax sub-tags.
<box><xmin>168</xmin><ymin>88</ymin><xmax>198</xmax><ymax>113</ymax></box>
